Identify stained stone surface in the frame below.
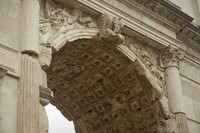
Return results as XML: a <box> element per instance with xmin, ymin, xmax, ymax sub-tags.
<box><xmin>47</xmin><ymin>39</ymin><xmax>160</xmax><ymax>133</ymax></box>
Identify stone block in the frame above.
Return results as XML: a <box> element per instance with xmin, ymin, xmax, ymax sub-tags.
<box><xmin>183</xmin><ymin>96</ymin><xmax>196</xmax><ymax>121</ymax></box>
<box><xmin>187</xmin><ymin>119</ymin><xmax>200</xmax><ymax>133</ymax></box>
<box><xmin>0</xmin><ymin>45</ymin><xmax>19</xmax><ymax>75</ymax></box>
<box><xmin>180</xmin><ymin>62</ymin><xmax>200</xmax><ymax>85</ymax></box>
<box><xmin>0</xmin><ymin>76</ymin><xmax>18</xmax><ymax>133</ymax></box>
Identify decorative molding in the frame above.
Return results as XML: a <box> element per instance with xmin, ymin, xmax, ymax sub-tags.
<box><xmin>130</xmin><ymin>0</ymin><xmax>200</xmax><ymax>45</ymax></box>
<box><xmin>39</xmin><ymin>86</ymin><xmax>54</xmax><ymax>106</ymax></box>
<box><xmin>160</xmin><ymin>45</ymin><xmax>185</xmax><ymax>68</ymax></box>
<box><xmin>0</xmin><ymin>43</ymin><xmax>19</xmax><ymax>54</ymax></box>
<box><xmin>97</xmin><ymin>13</ymin><xmax>125</xmax><ymax>44</ymax></box>
<box><xmin>75</xmin><ymin>0</ymin><xmax>181</xmax><ymax>46</ymax></box>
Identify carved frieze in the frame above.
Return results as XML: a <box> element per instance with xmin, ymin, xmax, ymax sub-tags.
<box><xmin>160</xmin><ymin>45</ymin><xmax>184</xmax><ymax>68</ymax></box>
<box><xmin>39</xmin><ymin>0</ymin><xmax>96</xmax><ymax>42</ymax></box>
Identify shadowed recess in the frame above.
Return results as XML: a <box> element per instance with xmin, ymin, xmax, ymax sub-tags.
<box><xmin>46</xmin><ymin>39</ymin><xmax>160</xmax><ymax>133</ymax></box>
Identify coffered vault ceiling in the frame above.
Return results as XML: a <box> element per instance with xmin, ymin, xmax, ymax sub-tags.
<box><xmin>46</xmin><ymin>39</ymin><xmax>161</xmax><ymax>133</ymax></box>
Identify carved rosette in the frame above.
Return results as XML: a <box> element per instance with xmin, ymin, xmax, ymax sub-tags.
<box><xmin>160</xmin><ymin>45</ymin><xmax>184</xmax><ymax>68</ymax></box>
<box><xmin>98</xmin><ymin>13</ymin><xmax>125</xmax><ymax>44</ymax></box>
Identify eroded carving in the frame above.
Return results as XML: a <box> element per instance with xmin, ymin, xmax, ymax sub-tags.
<box><xmin>160</xmin><ymin>45</ymin><xmax>184</xmax><ymax>68</ymax></box>
<box><xmin>38</xmin><ymin>43</ymin><xmax>52</xmax><ymax>70</ymax></box>
<box><xmin>42</xmin><ymin>0</ymin><xmax>96</xmax><ymax>32</ymax></box>
<box><xmin>39</xmin><ymin>86</ymin><xmax>54</xmax><ymax>106</ymax></box>
<box><xmin>157</xmin><ymin>93</ymin><xmax>174</xmax><ymax>120</ymax></box>
<box><xmin>39</xmin><ymin>0</ymin><xmax>97</xmax><ymax>50</ymax></box>
<box><xmin>124</xmin><ymin>36</ymin><xmax>164</xmax><ymax>89</ymax></box>
<box><xmin>98</xmin><ymin>13</ymin><xmax>125</xmax><ymax>44</ymax></box>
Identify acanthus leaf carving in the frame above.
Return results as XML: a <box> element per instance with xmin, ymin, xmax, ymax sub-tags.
<box><xmin>160</xmin><ymin>45</ymin><xmax>185</xmax><ymax>68</ymax></box>
<box><xmin>98</xmin><ymin>13</ymin><xmax>125</xmax><ymax>44</ymax></box>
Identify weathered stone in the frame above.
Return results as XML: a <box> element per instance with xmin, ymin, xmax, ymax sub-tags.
<box><xmin>0</xmin><ymin>0</ymin><xmax>200</xmax><ymax>133</ymax></box>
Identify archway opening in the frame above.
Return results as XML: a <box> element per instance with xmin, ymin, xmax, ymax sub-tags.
<box><xmin>46</xmin><ymin>39</ymin><xmax>160</xmax><ymax>133</ymax></box>
<box><xmin>45</xmin><ymin>104</ymin><xmax>75</xmax><ymax>133</ymax></box>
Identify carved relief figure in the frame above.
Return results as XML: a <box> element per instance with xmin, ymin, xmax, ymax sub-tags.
<box><xmin>98</xmin><ymin>13</ymin><xmax>125</xmax><ymax>44</ymax></box>
<box><xmin>48</xmin><ymin>8</ymin><xmax>69</xmax><ymax>29</ymax></box>
<box><xmin>157</xmin><ymin>93</ymin><xmax>174</xmax><ymax>120</ymax></box>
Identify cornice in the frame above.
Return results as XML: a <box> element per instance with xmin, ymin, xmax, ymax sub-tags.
<box><xmin>131</xmin><ymin>0</ymin><xmax>200</xmax><ymax>45</ymax></box>
<box><xmin>54</xmin><ymin>0</ymin><xmax>182</xmax><ymax>49</ymax></box>
<box><xmin>53</xmin><ymin>0</ymin><xmax>200</xmax><ymax>48</ymax></box>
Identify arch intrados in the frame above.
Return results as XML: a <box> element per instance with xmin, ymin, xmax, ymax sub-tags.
<box><xmin>47</xmin><ymin>28</ymin><xmax>162</xmax><ymax>95</ymax></box>
<box><xmin>47</xmin><ymin>29</ymin><xmax>162</xmax><ymax>132</ymax></box>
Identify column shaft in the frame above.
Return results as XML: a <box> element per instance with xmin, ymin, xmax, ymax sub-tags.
<box><xmin>18</xmin><ymin>0</ymin><xmax>40</xmax><ymax>132</ymax></box>
<box><xmin>21</xmin><ymin>0</ymin><xmax>40</xmax><ymax>55</ymax></box>
<box><xmin>165</xmin><ymin>66</ymin><xmax>183</xmax><ymax>113</ymax></box>
<box><xmin>18</xmin><ymin>55</ymin><xmax>40</xmax><ymax>133</ymax></box>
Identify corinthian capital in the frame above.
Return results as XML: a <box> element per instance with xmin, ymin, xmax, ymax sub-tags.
<box><xmin>160</xmin><ymin>45</ymin><xmax>184</xmax><ymax>68</ymax></box>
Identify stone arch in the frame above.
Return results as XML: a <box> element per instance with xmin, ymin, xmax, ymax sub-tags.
<box><xmin>42</xmin><ymin>27</ymin><xmax>171</xmax><ymax>133</ymax></box>
<box><xmin>47</xmin><ymin>27</ymin><xmax>162</xmax><ymax>95</ymax></box>
<box><xmin>48</xmin><ymin>28</ymin><xmax>99</xmax><ymax>51</ymax></box>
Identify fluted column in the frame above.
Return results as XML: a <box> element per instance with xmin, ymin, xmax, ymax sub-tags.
<box><xmin>18</xmin><ymin>55</ymin><xmax>40</xmax><ymax>133</ymax></box>
<box><xmin>161</xmin><ymin>45</ymin><xmax>189</xmax><ymax>133</ymax></box>
<box><xmin>17</xmin><ymin>0</ymin><xmax>40</xmax><ymax>133</ymax></box>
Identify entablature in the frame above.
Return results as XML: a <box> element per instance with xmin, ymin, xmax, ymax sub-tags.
<box><xmin>53</xmin><ymin>0</ymin><xmax>182</xmax><ymax>49</ymax></box>
<box><xmin>53</xmin><ymin>0</ymin><xmax>200</xmax><ymax>50</ymax></box>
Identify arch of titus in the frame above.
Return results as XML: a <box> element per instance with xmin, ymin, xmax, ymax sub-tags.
<box><xmin>1</xmin><ymin>0</ymin><xmax>200</xmax><ymax>133</ymax></box>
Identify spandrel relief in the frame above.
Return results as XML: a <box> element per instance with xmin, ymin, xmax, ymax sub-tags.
<box><xmin>124</xmin><ymin>36</ymin><xmax>164</xmax><ymax>90</ymax></box>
